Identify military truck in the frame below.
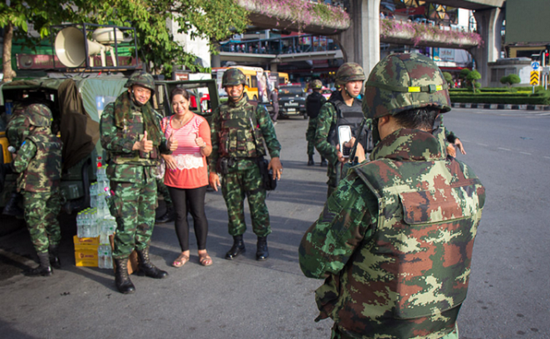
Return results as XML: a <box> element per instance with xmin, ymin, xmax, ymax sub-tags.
<box><xmin>0</xmin><ymin>23</ymin><xmax>219</xmax><ymax>233</ymax></box>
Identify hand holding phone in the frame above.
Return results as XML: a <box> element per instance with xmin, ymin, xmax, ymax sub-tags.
<box><xmin>338</xmin><ymin>125</ymin><xmax>352</xmax><ymax>158</ymax></box>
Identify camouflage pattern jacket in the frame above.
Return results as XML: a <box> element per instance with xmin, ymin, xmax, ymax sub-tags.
<box><xmin>100</xmin><ymin>95</ymin><xmax>169</xmax><ymax>183</ymax></box>
<box><xmin>209</xmin><ymin>95</ymin><xmax>281</xmax><ymax>170</ymax></box>
<box><xmin>13</xmin><ymin>128</ymin><xmax>62</xmax><ymax>193</ymax></box>
<box><xmin>299</xmin><ymin>128</ymin><xmax>485</xmax><ymax>338</ymax></box>
<box><xmin>6</xmin><ymin>107</ymin><xmax>31</xmax><ymax>150</ymax></box>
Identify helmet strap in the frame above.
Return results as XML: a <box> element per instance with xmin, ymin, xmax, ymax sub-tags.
<box><xmin>130</xmin><ymin>89</ymin><xmax>144</xmax><ymax>107</ymax></box>
<box><xmin>372</xmin><ymin>118</ymin><xmax>381</xmax><ymax>145</ymax></box>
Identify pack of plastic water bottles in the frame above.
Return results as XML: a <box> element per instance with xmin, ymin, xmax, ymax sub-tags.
<box><xmin>75</xmin><ymin>156</ymin><xmax>116</xmax><ymax>269</ymax></box>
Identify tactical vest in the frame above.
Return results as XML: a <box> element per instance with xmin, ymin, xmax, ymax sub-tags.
<box><xmin>18</xmin><ymin>133</ymin><xmax>62</xmax><ymax>192</ymax></box>
<box><xmin>109</xmin><ymin>108</ymin><xmax>159</xmax><ymax>166</ymax></box>
<box><xmin>218</xmin><ymin>102</ymin><xmax>266</xmax><ymax>158</ymax></box>
<box><xmin>306</xmin><ymin>92</ymin><xmax>324</xmax><ymax>119</ymax></box>
<box><xmin>327</xmin><ymin>94</ymin><xmax>373</xmax><ymax>153</ymax></box>
<box><xmin>337</xmin><ymin>157</ymin><xmax>485</xmax><ymax>336</ymax></box>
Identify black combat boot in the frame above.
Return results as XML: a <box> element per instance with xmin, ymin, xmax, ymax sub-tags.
<box><xmin>307</xmin><ymin>155</ymin><xmax>314</xmax><ymax>166</ymax></box>
<box><xmin>114</xmin><ymin>258</ymin><xmax>136</xmax><ymax>294</ymax></box>
<box><xmin>256</xmin><ymin>236</ymin><xmax>269</xmax><ymax>261</ymax></box>
<box><xmin>320</xmin><ymin>157</ymin><xmax>328</xmax><ymax>167</ymax></box>
<box><xmin>3</xmin><ymin>192</ymin><xmax>24</xmax><ymax>217</ymax></box>
<box><xmin>136</xmin><ymin>247</ymin><xmax>168</xmax><ymax>279</ymax></box>
<box><xmin>25</xmin><ymin>252</ymin><xmax>53</xmax><ymax>277</ymax></box>
<box><xmin>155</xmin><ymin>207</ymin><xmax>175</xmax><ymax>223</ymax></box>
<box><xmin>49</xmin><ymin>244</ymin><xmax>61</xmax><ymax>269</ymax></box>
<box><xmin>225</xmin><ymin>235</ymin><xmax>246</xmax><ymax>260</ymax></box>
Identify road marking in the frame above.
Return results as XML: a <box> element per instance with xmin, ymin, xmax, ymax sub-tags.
<box><xmin>498</xmin><ymin>147</ymin><xmax>511</xmax><ymax>151</ymax></box>
<box><xmin>477</xmin><ymin>143</ymin><xmax>488</xmax><ymax>147</ymax></box>
<box><xmin>520</xmin><ymin>152</ymin><xmax>532</xmax><ymax>155</ymax></box>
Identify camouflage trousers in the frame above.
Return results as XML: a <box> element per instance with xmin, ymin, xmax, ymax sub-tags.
<box><xmin>22</xmin><ymin>190</ymin><xmax>61</xmax><ymax>254</ymax></box>
<box><xmin>305</xmin><ymin>117</ymin><xmax>319</xmax><ymax>156</ymax></box>
<box><xmin>108</xmin><ymin>179</ymin><xmax>157</xmax><ymax>259</ymax></box>
<box><xmin>330</xmin><ymin>323</ymin><xmax>459</xmax><ymax>339</ymax></box>
<box><xmin>156</xmin><ymin>178</ymin><xmax>173</xmax><ymax>209</ymax></box>
<box><xmin>221</xmin><ymin>159</ymin><xmax>271</xmax><ymax>237</ymax></box>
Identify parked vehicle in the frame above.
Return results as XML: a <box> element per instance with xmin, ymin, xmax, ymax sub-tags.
<box><xmin>278</xmin><ymin>85</ymin><xmax>307</xmax><ymax>119</ymax></box>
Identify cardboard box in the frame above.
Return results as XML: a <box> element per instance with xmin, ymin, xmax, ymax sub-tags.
<box><xmin>109</xmin><ymin>234</ymin><xmax>139</xmax><ymax>274</ymax></box>
<box><xmin>73</xmin><ymin>235</ymin><xmax>100</xmax><ymax>250</ymax></box>
<box><xmin>75</xmin><ymin>250</ymin><xmax>99</xmax><ymax>267</ymax></box>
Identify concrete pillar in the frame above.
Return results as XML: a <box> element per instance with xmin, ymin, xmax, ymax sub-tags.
<box><xmin>270</xmin><ymin>62</ymin><xmax>278</xmax><ymax>73</ymax></box>
<box><xmin>337</xmin><ymin>0</ymin><xmax>380</xmax><ymax>75</ymax></box>
<box><xmin>471</xmin><ymin>7</ymin><xmax>503</xmax><ymax>87</ymax></box>
<box><xmin>211</xmin><ymin>53</ymin><xmax>221</xmax><ymax>68</ymax></box>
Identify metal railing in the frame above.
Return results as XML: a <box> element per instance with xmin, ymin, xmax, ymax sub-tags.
<box><xmin>220</xmin><ymin>34</ymin><xmax>340</xmax><ymax>55</ymax></box>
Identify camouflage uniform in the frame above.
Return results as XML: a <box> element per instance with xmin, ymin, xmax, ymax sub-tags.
<box><xmin>100</xmin><ymin>74</ymin><xmax>171</xmax><ymax>261</ymax></box>
<box><xmin>299</xmin><ymin>53</ymin><xmax>486</xmax><ymax>338</ymax></box>
<box><xmin>209</xmin><ymin>95</ymin><xmax>281</xmax><ymax>237</ymax></box>
<box><xmin>306</xmin><ymin>80</ymin><xmax>326</xmax><ymax>161</ymax></box>
<box><xmin>12</xmin><ymin>104</ymin><xmax>62</xmax><ymax>264</ymax></box>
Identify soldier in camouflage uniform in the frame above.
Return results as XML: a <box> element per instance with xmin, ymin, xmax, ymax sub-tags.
<box><xmin>11</xmin><ymin>104</ymin><xmax>63</xmax><ymax>277</ymax></box>
<box><xmin>208</xmin><ymin>68</ymin><xmax>283</xmax><ymax>261</ymax></box>
<box><xmin>299</xmin><ymin>53</ymin><xmax>486</xmax><ymax>339</ymax></box>
<box><xmin>305</xmin><ymin>79</ymin><xmax>327</xmax><ymax>166</ymax></box>
<box><xmin>100</xmin><ymin>71</ymin><xmax>177</xmax><ymax>294</ymax></box>
<box><xmin>314</xmin><ymin>63</ymin><xmax>365</xmax><ymax>197</ymax></box>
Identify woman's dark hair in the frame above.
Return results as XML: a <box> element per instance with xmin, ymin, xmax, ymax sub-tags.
<box><xmin>170</xmin><ymin>87</ymin><xmax>190</xmax><ymax>102</ymax></box>
<box><xmin>393</xmin><ymin>107</ymin><xmax>439</xmax><ymax>130</ymax></box>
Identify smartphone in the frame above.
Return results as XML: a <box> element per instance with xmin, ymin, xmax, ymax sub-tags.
<box><xmin>338</xmin><ymin>125</ymin><xmax>352</xmax><ymax>158</ymax></box>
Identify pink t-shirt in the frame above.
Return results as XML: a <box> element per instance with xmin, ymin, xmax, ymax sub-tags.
<box><xmin>160</xmin><ymin>114</ymin><xmax>211</xmax><ymax>189</ymax></box>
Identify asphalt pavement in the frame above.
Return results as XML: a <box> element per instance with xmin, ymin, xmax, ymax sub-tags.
<box><xmin>0</xmin><ymin>109</ymin><xmax>549</xmax><ymax>339</ymax></box>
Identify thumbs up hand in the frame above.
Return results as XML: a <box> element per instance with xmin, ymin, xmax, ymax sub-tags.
<box><xmin>133</xmin><ymin>131</ymin><xmax>153</xmax><ymax>153</ymax></box>
<box><xmin>167</xmin><ymin>130</ymin><xmax>178</xmax><ymax>151</ymax></box>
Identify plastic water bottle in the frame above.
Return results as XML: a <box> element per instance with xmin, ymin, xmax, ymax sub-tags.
<box><xmin>97</xmin><ymin>244</ymin><xmax>105</xmax><ymax>269</ymax></box>
<box><xmin>76</xmin><ymin>212</ymin><xmax>83</xmax><ymax>238</ymax></box>
<box><xmin>90</xmin><ymin>182</ymin><xmax>98</xmax><ymax>208</ymax></box>
<box><xmin>104</xmin><ymin>245</ymin><xmax>113</xmax><ymax>269</ymax></box>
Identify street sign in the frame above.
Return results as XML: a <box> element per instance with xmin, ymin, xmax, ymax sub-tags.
<box><xmin>530</xmin><ymin>71</ymin><xmax>540</xmax><ymax>85</ymax></box>
<box><xmin>532</xmin><ymin>61</ymin><xmax>540</xmax><ymax>70</ymax></box>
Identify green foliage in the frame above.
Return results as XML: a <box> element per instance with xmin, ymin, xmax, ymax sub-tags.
<box><xmin>466</xmin><ymin>70</ymin><xmax>481</xmax><ymax>93</ymax></box>
<box><xmin>466</xmin><ymin>70</ymin><xmax>481</xmax><ymax>82</ymax></box>
<box><xmin>459</xmin><ymin>69</ymin><xmax>471</xmax><ymax>80</ymax></box>
<box><xmin>80</xmin><ymin>0</ymin><xmax>249</xmax><ymax>76</ymax></box>
<box><xmin>500</xmin><ymin>74</ymin><xmax>521</xmax><ymax>87</ymax></box>
<box><xmin>2</xmin><ymin>0</ymin><xmax>249</xmax><ymax>80</ymax></box>
<box><xmin>450</xmin><ymin>89</ymin><xmax>550</xmax><ymax>105</ymax></box>
<box><xmin>442</xmin><ymin>72</ymin><xmax>453</xmax><ymax>86</ymax></box>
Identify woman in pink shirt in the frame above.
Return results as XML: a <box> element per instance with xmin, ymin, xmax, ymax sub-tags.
<box><xmin>160</xmin><ymin>88</ymin><xmax>213</xmax><ymax>267</ymax></box>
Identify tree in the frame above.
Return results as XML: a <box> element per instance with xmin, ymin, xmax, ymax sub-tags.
<box><xmin>2</xmin><ymin>0</ymin><xmax>249</xmax><ymax>81</ymax></box>
<box><xmin>466</xmin><ymin>70</ymin><xmax>481</xmax><ymax>93</ymax></box>
<box><xmin>65</xmin><ymin>0</ymin><xmax>250</xmax><ymax>75</ymax></box>
<box><xmin>0</xmin><ymin>0</ymin><xmax>77</xmax><ymax>83</ymax></box>
<box><xmin>500</xmin><ymin>74</ymin><xmax>521</xmax><ymax>88</ymax></box>
<box><xmin>442</xmin><ymin>72</ymin><xmax>453</xmax><ymax>88</ymax></box>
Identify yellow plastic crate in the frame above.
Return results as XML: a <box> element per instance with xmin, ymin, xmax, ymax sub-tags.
<box><xmin>74</xmin><ymin>250</ymin><xmax>98</xmax><ymax>267</ymax></box>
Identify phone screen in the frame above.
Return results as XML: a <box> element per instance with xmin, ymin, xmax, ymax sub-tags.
<box><xmin>338</xmin><ymin>125</ymin><xmax>352</xmax><ymax>158</ymax></box>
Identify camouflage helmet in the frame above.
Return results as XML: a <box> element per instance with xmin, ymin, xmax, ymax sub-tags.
<box><xmin>310</xmin><ymin>79</ymin><xmax>323</xmax><ymax>90</ymax></box>
<box><xmin>25</xmin><ymin>103</ymin><xmax>53</xmax><ymax>127</ymax></box>
<box><xmin>125</xmin><ymin>71</ymin><xmax>156</xmax><ymax>93</ymax></box>
<box><xmin>222</xmin><ymin>68</ymin><xmax>246</xmax><ymax>87</ymax></box>
<box><xmin>363</xmin><ymin>53</ymin><xmax>451</xmax><ymax>120</ymax></box>
<box><xmin>335</xmin><ymin>62</ymin><xmax>366</xmax><ymax>85</ymax></box>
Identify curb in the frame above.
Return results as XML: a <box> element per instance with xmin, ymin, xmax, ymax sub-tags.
<box><xmin>451</xmin><ymin>103</ymin><xmax>550</xmax><ymax>110</ymax></box>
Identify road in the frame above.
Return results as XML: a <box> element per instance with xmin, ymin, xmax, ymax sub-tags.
<box><xmin>0</xmin><ymin>108</ymin><xmax>549</xmax><ymax>339</ymax></box>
